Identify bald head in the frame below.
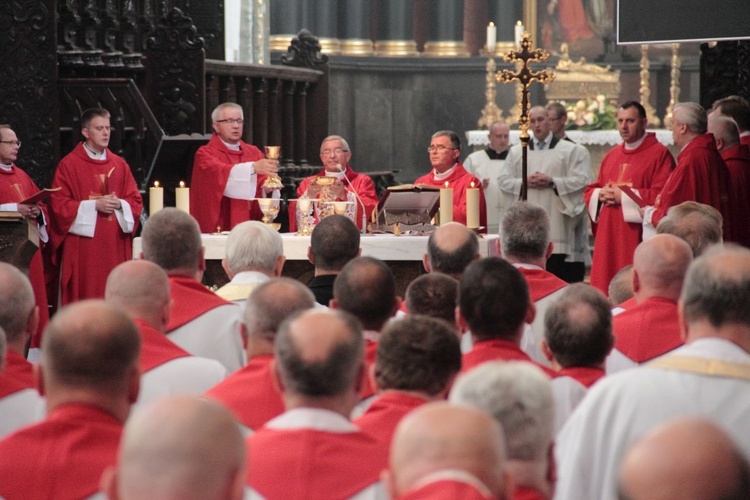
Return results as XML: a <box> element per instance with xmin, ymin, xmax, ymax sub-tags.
<box><xmin>618</xmin><ymin>418</ymin><xmax>750</xmax><ymax>500</ymax></box>
<box><xmin>275</xmin><ymin>309</ymin><xmax>364</xmax><ymax>406</ymax></box>
<box><xmin>388</xmin><ymin>402</ymin><xmax>510</xmax><ymax>498</ymax></box>
<box><xmin>425</xmin><ymin>222</ymin><xmax>480</xmax><ymax>278</ymax></box>
<box><xmin>105</xmin><ymin>260</ymin><xmax>171</xmax><ymax>330</ymax></box>
<box><xmin>0</xmin><ymin>262</ymin><xmax>36</xmax><ymax>347</ymax></box>
<box><xmin>244</xmin><ymin>278</ymin><xmax>316</xmax><ymax>340</ymax></box>
<box><xmin>633</xmin><ymin>235</ymin><xmax>692</xmax><ymax>301</ymax></box>
<box><xmin>657</xmin><ymin>201</ymin><xmax>723</xmax><ymax>256</ymax></box>
<box><xmin>42</xmin><ymin>300</ymin><xmax>140</xmax><ymax>397</ymax></box>
<box><xmin>113</xmin><ymin>396</ymin><xmax>245</xmax><ymax>500</ymax></box>
<box><xmin>708</xmin><ymin>115</ymin><xmax>740</xmax><ymax>152</ymax></box>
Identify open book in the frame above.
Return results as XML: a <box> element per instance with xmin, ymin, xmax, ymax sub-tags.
<box><xmin>21</xmin><ymin>187</ymin><xmax>60</xmax><ymax>205</ymax></box>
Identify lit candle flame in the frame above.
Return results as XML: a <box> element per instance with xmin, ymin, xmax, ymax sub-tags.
<box><xmin>444</xmin><ymin>181</ymin><xmax>449</xmax><ymax>188</ymax></box>
<box><xmin>470</xmin><ymin>181</ymin><xmax>475</xmax><ymax>188</ymax></box>
<box><xmin>154</xmin><ymin>181</ymin><xmax>159</xmax><ymax>188</ymax></box>
<box><xmin>179</xmin><ymin>181</ymin><xmax>185</xmax><ymax>188</ymax></box>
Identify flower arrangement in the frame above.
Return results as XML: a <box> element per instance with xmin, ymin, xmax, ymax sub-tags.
<box><xmin>561</xmin><ymin>95</ymin><xmax>618</xmax><ymax>131</ymax></box>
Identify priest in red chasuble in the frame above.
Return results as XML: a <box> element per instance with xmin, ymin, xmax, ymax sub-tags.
<box><xmin>584</xmin><ymin>101</ymin><xmax>674</xmax><ymax>295</ymax></box>
<box><xmin>48</xmin><ymin>108</ymin><xmax>143</xmax><ymax>305</ymax></box>
<box><xmin>414</xmin><ymin>130</ymin><xmax>487</xmax><ymax>230</ymax></box>
<box><xmin>290</xmin><ymin>135</ymin><xmax>378</xmax><ymax>233</ymax></box>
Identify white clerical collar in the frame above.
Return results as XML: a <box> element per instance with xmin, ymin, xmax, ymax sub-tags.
<box><xmin>513</xmin><ymin>262</ymin><xmax>544</xmax><ymax>271</ymax></box>
<box><xmin>433</xmin><ymin>163</ymin><xmax>458</xmax><ymax>181</ymax></box>
<box><xmin>324</xmin><ymin>167</ymin><xmax>346</xmax><ymax>180</ymax></box>
<box><xmin>411</xmin><ymin>470</ymin><xmax>493</xmax><ymax>496</ymax></box>
<box><xmin>533</xmin><ymin>132</ymin><xmax>554</xmax><ymax>148</ymax></box>
<box><xmin>265</xmin><ymin>408</ymin><xmax>358</xmax><ymax>433</ymax></box>
<box><xmin>229</xmin><ymin>271</ymin><xmax>270</xmax><ymax>285</ymax></box>
<box><xmin>220</xmin><ymin>138</ymin><xmax>241</xmax><ymax>151</ymax></box>
<box><xmin>0</xmin><ymin>163</ymin><xmax>12</xmax><ymax>172</ymax></box>
<box><xmin>83</xmin><ymin>142</ymin><xmax>107</xmax><ymax>160</ymax></box>
<box><xmin>624</xmin><ymin>132</ymin><xmax>647</xmax><ymax>150</ymax></box>
<box><xmin>741</xmin><ymin>131</ymin><xmax>750</xmax><ymax>137</ymax></box>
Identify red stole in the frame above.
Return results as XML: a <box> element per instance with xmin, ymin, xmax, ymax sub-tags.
<box><xmin>206</xmin><ymin>354</ymin><xmax>285</xmax><ymax>431</ymax></box>
<box><xmin>614</xmin><ymin>297</ymin><xmax>683</xmax><ymax>363</ymax></box>
<box><xmin>247</xmin><ymin>426</ymin><xmax>387</xmax><ymax>499</ymax></box>
<box><xmin>354</xmin><ymin>391</ymin><xmax>428</xmax><ymax>446</ymax></box>
<box><xmin>166</xmin><ymin>275</ymin><xmax>233</xmax><ymax>331</ymax></box>
<box><xmin>558</xmin><ymin>366</ymin><xmax>605</xmax><ymax>388</ymax></box>
<box><xmin>0</xmin><ymin>403</ymin><xmax>122</xmax><ymax>500</ymax></box>
<box><xmin>135</xmin><ymin>319</ymin><xmax>191</xmax><ymax>372</ymax></box>
<box><xmin>463</xmin><ymin>339</ymin><xmax>557</xmax><ymax>377</ymax></box>
<box><xmin>4</xmin><ymin>350</ymin><xmax>35</xmax><ymax>389</ymax></box>
<box><xmin>518</xmin><ymin>267</ymin><xmax>568</xmax><ymax>301</ymax></box>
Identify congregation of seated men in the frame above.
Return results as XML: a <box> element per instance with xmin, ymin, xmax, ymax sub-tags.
<box><xmin>3</xmin><ymin>96</ymin><xmax>750</xmax><ymax>499</ymax></box>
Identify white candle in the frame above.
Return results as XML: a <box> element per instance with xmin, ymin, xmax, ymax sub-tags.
<box><xmin>466</xmin><ymin>182</ymin><xmax>480</xmax><ymax>229</ymax></box>
<box><xmin>175</xmin><ymin>181</ymin><xmax>190</xmax><ymax>213</ymax></box>
<box><xmin>487</xmin><ymin>22</ymin><xmax>497</xmax><ymax>54</ymax></box>
<box><xmin>515</xmin><ymin>21</ymin><xmax>524</xmax><ymax>48</ymax></box>
<box><xmin>440</xmin><ymin>182</ymin><xmax>453</xmax><ymax>225</ymax></box>
<box><xmin>149</xmin><ymin>181</ymin><xmax>163</xmax><ymax>216</ymax></box>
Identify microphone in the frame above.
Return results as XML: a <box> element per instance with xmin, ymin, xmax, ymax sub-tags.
<box><xmin>336</xmin><ymin>163</ymin><xmax>368</xmax><ymax>234</ymax></box>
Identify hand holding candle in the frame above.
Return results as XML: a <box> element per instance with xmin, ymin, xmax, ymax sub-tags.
<box><xmin>176</xmin><ymin>181</ymin><xmax>190</xmax><ymax>213</ymax></box>
<box><xmin>149</xmin><ymin>181</ymin><xmax>163</xmax><ymax>215</ymax></box>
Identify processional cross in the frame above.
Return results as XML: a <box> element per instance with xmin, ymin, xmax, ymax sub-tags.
<box><xmin>497</xmin><ymin>33</ymin><xmax>554</xmax><ymax>201</ymax></box>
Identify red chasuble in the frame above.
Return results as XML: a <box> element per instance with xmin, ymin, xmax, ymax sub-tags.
<box><xmin>48</xmin><ymin>143</ymin><xmax>142</xmax><ymax>305</ymax></box>
<box><xmin>3</xmin><ymin>350</ymin><xmax>35</xmax><ymax>389</ymax></box>
<box><xmin>518</xmin><ymin>267</ymin><xmax>568</xmax><ymax>301</ymax></box>
<box><xmin>558</xmin><ymin>366</ymin><xmax>605</xmax><ymax>388</ymax></box>
<box><xmin>0</xmin><ymin>373</ymin><xmax>29</xmax><ymax>399</ymax></box>
<box><xmin>463</xmin><ymin>339</ymin><xmax>557</xmax><ymax>377</ymax></box>
<box><xmin>613</xmin><ymin>297</ymin><xmax>683</xmax><ymax>363</ymax></box>
<box><xmin>0</xmin><ymin>164</ymin><xmax>50</xmax><ymax>343</ymax></box>
<box><xmin>135</xmin><ymin>318</ymin><xmax>190</xmax><ymax>372</ymax></box>
<box><xmin>651</xmin><ymin>134</ymin><xmax>732</xmax><ymax>237</ymax></box>
<box><xmin>584</xmin><ymin>133</ymin><xmax>674</xmax><ymax>293</ymax></box>
<box><xmin>247</xmin><ymin>422</ymin><xmax>388</xmax><ymax>499</ymax></box>
<box><xmin>720</xmin><ymin>144</ymin><xmax>750</xmax><ymax>248</ymax></box>
<box><xmin>400</xmin><ymin>479</ymin><xmax>495</xmax><ymax>500</ymax></box>
<box><xmin>190</xmin><ymin>134</ymin><xmax>266</xmax><ymax>233</ymax></box>
<box><xmin>414</xmin><ymin>163</ymin><xmax>488</xmax><ymax>230</ymax></box>
<box><xmin>354</xmin><ymin>392</ymin><xmax>428</xmax><ymax>446</ymax></box>
<box><xmin>514</xmin><ymin>485</ymin><xmax>547</xmax><ymax>500</ymax></box>
<box><xmin>166</xmin><ymin>275</ymin><xmax>234</xmax><ymax>331</ymax></box>
<box><xmin>362</xmin><ymin>338</ymin><xmax>379</xmax><ymax>400</ymax></box>
<box><xmin>289</xmin><ymin>166</ymin><xmax>379</xmax><ymax>232</ymax></box>
<box><xmin>0</xmin><ymin>403</ymin><xmax>122</xmax><ymax>500</ymax></box>
<box><xmin>206</xmin><ymin>354</ymin><xmax>285</xmax><ymax>431</ymax></box>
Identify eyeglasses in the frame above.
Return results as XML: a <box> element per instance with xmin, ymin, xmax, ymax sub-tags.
<box><xmin>0</xmin><ymin>141</ymin><xmax>21</xmax><ymax>147</ymax></box>
<box><xmin>321</xmin><ymin>148</ymin><xmax>348</xmax><ymax>156</ymax></box>
<box><xmin>427</xmin><ymin>145</ymin><xmax>457</xmax><ymax>153</ymax></box>
<box><xmin>216</xmin><ymin>118</ymin><xmax>244</xmax><ymax>125</ymax></box>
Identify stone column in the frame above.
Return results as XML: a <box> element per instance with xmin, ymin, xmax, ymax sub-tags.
<box><xmin>270</xmin><ymin>0</ymin><xmax>313</xmax><ymax>52</ymax></box>
<box><xmin>314</xmin><ymin>0</ymin><xmax>341</xmax><ymax>55</ymax></box>
<box><xmin>423</xmin><ymin>0</ymin><xmax>469</xmax><ymax>57</ymax></box>
<box><xmin>375</xmin><ymin>0</ymin><xmax>418</xmax><ymax>57</ymax></box>
<box><xmin>340</xmin><ymin>0</ymin><xmax>374</xmax><ymax>56</ymax></box>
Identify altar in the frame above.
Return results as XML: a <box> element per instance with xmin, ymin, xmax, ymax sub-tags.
<box><xmin>133</xmin><ymin>233</ymin><xmax>500</xmax><ymax>295</ymax></box>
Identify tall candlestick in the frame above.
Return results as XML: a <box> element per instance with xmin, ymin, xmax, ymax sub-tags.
<box><xmin>440</xmin><ymin>181</ymin><xmax>453</xmax><ymax>225</ymax></box>
<box><xmin>149</xmin><ymin>181</ymin><xmax>163</xmax><ymax>216</ymax></box>
<box><xmin>466</xmin><ymin>182</ymin><xmax>480</xmax><ymax>229</ymax></box>
<box><xmin>176</xmin><ymin>181</ymin><xmax>190</xmax><ymax>213</ymax></box>
<box><xmin>515</xmin><ymin>21</ymin><xmax>524</xmax><ymax>49</ymax></box>
<box><xmin>487</xmin><ymin>22</ymin><xmax>497</xmax><ymax>54</ymax></box>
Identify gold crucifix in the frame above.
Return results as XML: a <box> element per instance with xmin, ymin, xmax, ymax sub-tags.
<box><xmin>497</xmin><ymin>32</ymin><xmax>554</xmax><ymax>201</ymax></box>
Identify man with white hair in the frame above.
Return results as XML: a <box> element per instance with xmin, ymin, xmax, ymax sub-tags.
<box><xmin>451</xmin><ymin>361</ymin><xmax>556</xmax><ymax>499</ymax></box>
<box><xmin>385</xmin><ymin>402</ymin><xmax>512</xmax><ymax>499</ymax></box>
<box><xmin>216</xmin><ymin>220</ymin><xmax>285</xmax><ymax>304</ymax></box>
<box><xmin>190</xmin><ymin>102</ymin><xmax>279</xmax><ymax>233</ymax></box>
<box><xmin>103</xmin><ymin>396</ymin><xmax>246</xmax><ymax>500</ymax></box>
<box><xmin>606</xmin><ymin>234</ymin><xmax>693</xmax><ymax>374</ymax></box>
<box><xmin>555</xmin><ymin>245</ymin><xmax>750</xmax><ymax>500</ymax></box>
<box><xmin>105</xmin><ymin>261</ymin><xmax>228</xmax><ymax>411</ymax></box>
<box><xmin>141</xmin><ymin>208</ymin><xmax>244</xmax><ymax>372</ymax></box>
<box><xmin>643</xmin><ymin>102</ymin><xmax>731</xmax><ymax>239</ymax></box>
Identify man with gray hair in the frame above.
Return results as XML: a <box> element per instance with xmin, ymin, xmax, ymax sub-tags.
<box><xmin>141</xmin><ymin>208</ymin><xmax>244</xmax><ymax>372</ymax></box>
<box><xmin>206</xmin><ymin>278</ymin><xmax>316</xmax><ymax>434</ymax></box>
<box><xmin>216</xmin><ymin>220</ymin><xmax>285</xmax><ymax>304</ymax></box>
<box><xmin>190</xmin><ymin>102</ymin><xmax>279</xmax><ymax>233</ymax></box>
<box><xmin>643</xmin><ymin>102</ymin><xmax>731</xmax><ymax>239</ymax></box>
<box><xmin>451</xmin><ymin>361</ymin><xmax>556</xmax><ymax>500</ymax></box>
<box><xmin>102</xmin><ymin>396</ymin><xmax>247</xmax><ymax>500</ymax></box>
<box><xmin>708</xmin><ymin>114</ymin><xmax>750</xmax><ymax>247</ymax></box>
<box><xmin>500</xmin><ymin>201</ymin><xmax>568</xmax><ymax>365</ymax></box>
<box><xmin>245</xmin><ymin>309</ymin><xmax>388</xmax><ymax>499</ymax></box>
<box><xmin>656</xmin><ymin>201</ymin><xmax>723</xmax><ymax>257</ymax></box>
<box><xmin>555</xmin><ymin>245</ymin><xmax>750</xmax><ymax>499</ymax></box>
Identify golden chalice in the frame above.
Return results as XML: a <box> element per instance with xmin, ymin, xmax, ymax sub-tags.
<box><xmin>296</xmin><ymin>198</ymin><xmax>315</xmax><ymax>236</ymax></box>
<box><xmin>262</xmin><ymin>146</ymin><xmax>284</xmax><ymax>192</ymax></box>
<box><xmin>256</xmin><ymin>197</ymin><xmax>281</xmax><ymax>231</ymax></box>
